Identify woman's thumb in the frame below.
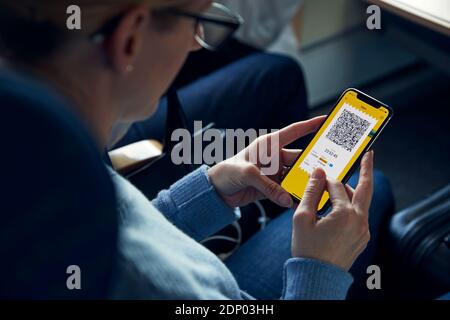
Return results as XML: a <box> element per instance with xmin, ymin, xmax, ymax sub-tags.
<box><xmin>248</xmin><ymin>172</ymin><xmax>293</xmax><ymax>207</ymax></box>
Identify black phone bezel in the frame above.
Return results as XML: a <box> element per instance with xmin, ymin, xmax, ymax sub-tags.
<box><xmin>282</xmin><ymin>88</ymin><xmax>394</xmax><ymax>216</ymax></box>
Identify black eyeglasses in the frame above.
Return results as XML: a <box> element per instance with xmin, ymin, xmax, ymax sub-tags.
<box><xmin>89</xmin><ymin>2</ymin><xmax>244</xmax><ymax>51</ymax></box>
<box><xmin>170</xmin><ymin>2</ymin><xmax>244</xmax><ymax>50</ymax></box>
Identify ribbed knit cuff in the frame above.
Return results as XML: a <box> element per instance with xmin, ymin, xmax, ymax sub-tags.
<box><xmin>282</xmin><ymin>257</ymin><xmax>353</xmax><ymax>300</ymax></box>
<box><xmin>153</xmin><ymin>165</ymin><xmax>241</xmax><ymax>241</ymax></box>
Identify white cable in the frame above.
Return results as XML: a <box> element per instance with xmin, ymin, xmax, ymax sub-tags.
<box><xmin>201</xmin><ymin>221</ymin><xmax>242</xmax><ymax>261</ymax></box>
<box><xmin>202</xmin><ymin>200</ymin><xmax>268</xmax><ymax>261</ymax></box>
<box><xmin>217</xmin><ymin>222</ymin><xmax>242</xmax><ymax>261</ymax></box>
<box><xmin>254</xmin><ymin>200</ymin><xmax>268</xmax><ymax>230</ymax></box>
<box><xmin>200</xmin><ymin>235</ymin><xmax>239</xmax><ymax>244</ymax></box>
<box><xmin>232</xmin><ymin>221</ymin><xmax>242</xmax><ymax>246</ymax></box>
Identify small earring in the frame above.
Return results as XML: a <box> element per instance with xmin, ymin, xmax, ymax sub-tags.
<box><xmin>126</xmin><ymin>65</ymin><xmax>134</xmax><ymax>73</ymax></box>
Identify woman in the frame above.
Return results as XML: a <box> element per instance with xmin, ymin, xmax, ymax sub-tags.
<box><xmin>0</xmin><ymin>0</ymin><xmax>393</xmax><ymax>299</ymax></box>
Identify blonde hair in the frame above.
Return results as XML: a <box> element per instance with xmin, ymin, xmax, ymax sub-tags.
<box><xmin>1</xmin><ymin>0</ymin><xmax>190</xmax><ymax>32</ymax></box>
<box><xmin>0</xmin><ymin>0</ymin><xmax>191</xmax><ymax>64</ymax></box>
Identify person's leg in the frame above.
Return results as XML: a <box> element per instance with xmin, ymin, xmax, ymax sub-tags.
<box><xmin>115</xmin><ymin>53</ymin><xmax>308</xmax><ymax>149</ymax></box>
<box><xmin>346</xmin><ymin>170</ymin><xmax>395</xmax><ymax>298</ymax></box>
<box><xmin>348</xmin><ymin>171</ymin><xmax>395</xmax><ymax>269</ymax></box>
<box><xmin>224</xmin><ymin>206</ymin><xmax>292</xmax><ymax>299</ymax></box>
<box><xmin>224</xmin><ymin>169</ymin><xmax>395</xmax><ymax>300</ymax></box>
<box><xmin>173</xmin><ymin>38</ymin><xmax>260</xmax><ymax>88</ymax></box>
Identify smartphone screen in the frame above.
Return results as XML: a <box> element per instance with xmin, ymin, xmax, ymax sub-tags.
<box><xmin>281</xmin><ymin>89</ymin><xmax>392</xmax><ymax>213</ymax></box>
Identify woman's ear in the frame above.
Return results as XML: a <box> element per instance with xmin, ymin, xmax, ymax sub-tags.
<box><xmin>104</xmin><ymin>5</ymin><xmax>150</xmax><ymax>74</ymax></box>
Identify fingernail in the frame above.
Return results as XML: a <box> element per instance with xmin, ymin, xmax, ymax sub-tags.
<box><xmin>280</xmin><ymin>193</ymin><xmax>293</xmax><ymax>207</ymax></box>
<box><xmin>311</xmin><ymin>168</ymin><xmax>325</xmax><ymax>179</ymax></box>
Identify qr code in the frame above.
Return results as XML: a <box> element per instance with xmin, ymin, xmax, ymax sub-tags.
<box><xmin>326</xmin><ymin>110</ymin><xmax>371</xmax><ymax>152</ymax></box>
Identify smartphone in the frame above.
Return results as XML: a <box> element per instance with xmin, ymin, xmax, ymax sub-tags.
<box><xmin>281</xmin><ymin>88</ymin><xmax>393</xmax><ymax>215</ymax></box>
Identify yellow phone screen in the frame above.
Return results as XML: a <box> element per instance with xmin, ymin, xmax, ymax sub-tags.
<box><xmin>281</xmin><ymin>90</ymin><xmax>390</xmax><ymax>211</ymax></box>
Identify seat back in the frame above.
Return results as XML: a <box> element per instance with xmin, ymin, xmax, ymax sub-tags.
<box><xmin>0</xmin><ymin>68</ymin><xmax>118</xmax><ymax>299</ymax></box>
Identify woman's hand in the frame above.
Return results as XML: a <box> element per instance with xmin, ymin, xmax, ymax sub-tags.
<box><xmin>208</xmin><ymin>116</ymin><xmax>326</xmax><ymax>208</ymax></box>
<box><xmin>291</xmin><ymin>150</ymin><xmax>374</xmax><ymax>271</ymax></box>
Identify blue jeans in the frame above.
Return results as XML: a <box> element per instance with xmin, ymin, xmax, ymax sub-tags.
<box><xmin>224</xmin><ymin>170</ymin><xmax>395</xmax><ymax>300</ymax></box>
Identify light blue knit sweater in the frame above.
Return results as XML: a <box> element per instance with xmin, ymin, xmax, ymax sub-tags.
<box><xmin>107</xmin><ymin>165</ymin><xmax>353</xmax><ymax>299</ymax></box>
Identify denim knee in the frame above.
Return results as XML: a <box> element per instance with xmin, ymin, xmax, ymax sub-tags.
<box><xmin>241</xmin><ymin>53</ymin><xmax>309</xmax><ymax>131</ymax></box>
<box><xmin>248</xmin><ymin>53</ymin><xmax>305</xmax><ymax>88</ymax></box>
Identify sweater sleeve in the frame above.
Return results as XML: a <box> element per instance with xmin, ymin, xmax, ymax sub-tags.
<box><xmin>152</xmin><ymin>165</ymin><xmax>241</xmax><ymax>241</ymax></box>
<box><xmin>281</xmin><ymin>257</ymin><xmax>353</xmax><ymax>300</ymax></box>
